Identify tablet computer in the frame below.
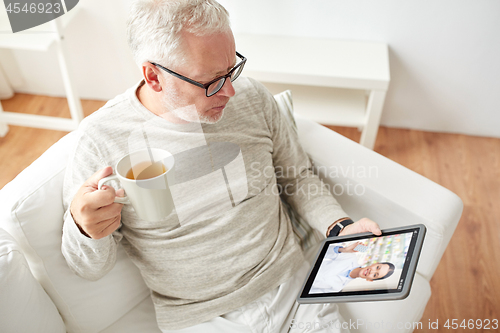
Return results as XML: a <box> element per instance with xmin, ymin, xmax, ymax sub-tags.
<box><xmin>297</xmin><ymin>224</ymin><xmax>426</xmax><ymax>304</ymax></box>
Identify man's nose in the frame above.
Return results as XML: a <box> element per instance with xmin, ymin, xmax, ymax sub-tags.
<box><xmin>217</xmin><ymin>78</ymin><xmax>235</xmax><ymax>97</ymax></box>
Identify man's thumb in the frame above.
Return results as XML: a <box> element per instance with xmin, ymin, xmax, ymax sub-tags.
<box><xmin>88</xmin><ymin>166</ymin><xmax>114</xmax><ymax>186</ymax></box>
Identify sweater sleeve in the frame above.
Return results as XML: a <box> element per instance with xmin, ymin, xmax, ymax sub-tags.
<box><xmin>252</xmin><ymin>79</ymin><xmax>349</xmax><ymax>236</ymax></box>
<box><xmin>61</xmin><ymin>130</ymin><xmax>122</xmax><ymax>281</ymax></box>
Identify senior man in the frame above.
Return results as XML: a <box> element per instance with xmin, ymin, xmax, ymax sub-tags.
<box><xmin>61</xmin><ymin>0</ymin><xmax>381</xmax><ymax>332</ymax></box>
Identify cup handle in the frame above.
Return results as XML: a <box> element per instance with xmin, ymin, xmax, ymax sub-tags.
<box><xmin>98</xmin><ymin>175</ymin><xmax>131</xmax><ymax>204</ymax></box>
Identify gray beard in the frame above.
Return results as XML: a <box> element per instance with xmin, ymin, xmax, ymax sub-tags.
<box><xmin>161</xmin><ymin>90</ymin><xmax>224</xmax><ymax>124</ymax></box>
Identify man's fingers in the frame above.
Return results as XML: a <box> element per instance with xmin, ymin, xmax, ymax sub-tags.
<box><xmin>95</xmin><ymin>201</ymin><xmax>124</xmax><ymax>222</ymax></box>
<box><xmin>90</xmin><ymin>187</ymin><xmax>124</xmax><ymax>225</ymax></box>
<box><xmin>84</xmin><ymin>185</ymin><xmax>118</xmax><ymax>210</ymax></box>
<box><xmin>73</xmin><ymin>202</ymin><xmax>122</xmax><ymax>239</ymax></box>
<box><xmin>367</xmin><ymin>222</ymin><xmax>382</xmax><ymax>235</ymax></box>
<box><xmin>70</xmin><ymin>166</ymin><xmax>124</xmax><ymax>238</ymax></box>
<box><xmin>340</xmin><ymin>218</ymin><xmax>382</xmax><ymax>237</ymax></box>
<box><xmin>98</xmin><ymin>216</ymin><xmax>122</xmax><ymax>239</ymax></box>
<box><xmin>85</xmin><ymin>215</ymin><xmax>121</xmax><ymax>240</ymax></box>
<box><xmin>358</xmin><ymin>218</ymin><xmax>382</xmax><ymax>235</ymax></box>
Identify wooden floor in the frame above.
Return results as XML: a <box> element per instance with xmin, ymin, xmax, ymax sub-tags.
<box><xmin>1</xmin><ymin>94</ymin><xmax>499</xmax><ymax>332</ymax></box>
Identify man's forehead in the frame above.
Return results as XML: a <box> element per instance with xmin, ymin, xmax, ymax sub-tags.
<box><xmin>212</xmin><ymin>58</ymin><xmax>237</xmax><ymax>76</ymax></box>
<box><xmin>179</xmin><ymin>31</ymin><xmax>236</xmax><ymax>79</ymax></box>
<box><xmin>189</xmin><ymin>52</ymin><xmax>236</xmax><ymax>81</ymax></box>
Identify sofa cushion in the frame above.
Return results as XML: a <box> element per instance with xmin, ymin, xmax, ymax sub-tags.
<box><xmin>273</xmin><ymin>89</ymin><xmax>297</xmax><ymax>132</ymax></box>
<box><xmin>0</xmin><ymin>132</ymin><xmax>151</xmax><ymax>333</ymax></box>
<box><xmin>101</xmin><ymin>295</ymin><xmax>162</xmax><ymax>333</ymax></box>
<box><xmin>0</xmin><ymin>228</ymin><xmax>66</xmax><ymax>333</ymax></box>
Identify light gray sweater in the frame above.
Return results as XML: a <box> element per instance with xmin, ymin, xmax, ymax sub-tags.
<box><xmin>61</xmin><ymin>77</ymin><xmax>347</xmax><ymax>330</ymax></box>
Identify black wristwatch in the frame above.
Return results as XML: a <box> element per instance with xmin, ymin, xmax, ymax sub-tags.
<box><xmin>328</xmin><ymin>218</ymin><xmax>354</xmax><ymax>237</ymax></box>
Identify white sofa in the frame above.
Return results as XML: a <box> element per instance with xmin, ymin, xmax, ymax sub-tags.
<box><xmin>0</xmin><ymin>96</ymin><xmax>462</xmax><ymax>333</ymax></box>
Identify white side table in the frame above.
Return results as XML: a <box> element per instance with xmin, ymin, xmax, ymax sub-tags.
<box><xmin>236</xmin><ymin>34</ymin><xmax>390</xmax><ymax>149</ymax></box>
<box><xmin>0</xmin><ymin>8</ymin><xmax>83</xmax><ymax>137</ymax></box>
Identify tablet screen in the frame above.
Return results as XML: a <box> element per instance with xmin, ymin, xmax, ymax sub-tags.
<box><xmin>300</xmin><ymin>226</ymin><xmax>423</xmax><ymax>299</ymax></box>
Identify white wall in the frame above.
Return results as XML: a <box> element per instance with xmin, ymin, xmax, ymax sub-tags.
<box><xmin>1</xmin><ymin>0</ymin><xmax>499</xmax><ymax>138</ymax></box>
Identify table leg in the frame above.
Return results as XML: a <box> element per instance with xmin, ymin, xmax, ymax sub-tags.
<box><xmin>0</xmin><ymin>101</ymin><xmax>10</xmax><ymax>137</ymax></box>
<box><xmin>55</xmin><ymin>32</ymin><xmax>84</xmax><ymax>124</ymax></box>
<box><xmin>360</xmin><ymin>90</ymin><xmax>387</xmax><ymax>149</ymax></box>
<box><xmin>0</xmin><ymin>122</ymin><xmax>8</xmax><ymax>137</ymax></box>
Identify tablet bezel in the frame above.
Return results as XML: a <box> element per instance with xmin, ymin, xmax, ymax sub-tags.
<box><xmin>296</xmin><ymin>224</ymin><xmax>426</xmax><ymax>304</ymax></box>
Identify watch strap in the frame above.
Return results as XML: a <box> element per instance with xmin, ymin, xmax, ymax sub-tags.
<box><xmin>328</xmin><ymin>218</ymin><xmax>354</xmax><ymax>238</ymax></box>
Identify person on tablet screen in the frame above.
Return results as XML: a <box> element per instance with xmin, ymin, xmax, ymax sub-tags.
<box><xmin>310</xmin><ymin>242</ymin><xmax>395</xmax><ymax>294</ymax></box>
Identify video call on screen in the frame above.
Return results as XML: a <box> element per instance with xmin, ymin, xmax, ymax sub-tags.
<box><xmin>309</xmin><ymin>232</ymin><xmax>414</xmax><ymax>294</ymax></box>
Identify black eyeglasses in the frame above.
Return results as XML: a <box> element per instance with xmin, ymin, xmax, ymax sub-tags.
<box><xmin>150</xmin><ymin>51</ymin><xmax>247</xmax><ymax>97</ymax></box>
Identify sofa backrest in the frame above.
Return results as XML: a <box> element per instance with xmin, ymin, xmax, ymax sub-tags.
<box><xmin>0</xmin><ymin>132</ymin><xmax>150</xmax><ymax>333</ymax></box>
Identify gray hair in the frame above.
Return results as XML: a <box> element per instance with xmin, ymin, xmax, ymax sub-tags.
<box><xmin>127</xmin><ymin>0</ymin><xmax>231</xmax><ymax>69</ymax></box>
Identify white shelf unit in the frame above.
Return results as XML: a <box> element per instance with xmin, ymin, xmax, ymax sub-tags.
<box><xmin>0</xmin><ymin>8</ymin><xmax>83</xmax><ymax>137</ymax></box>
<box><xmin>236</xmin><ymin>34</ymin><xmax>390</xmax><ymax>149</ymax></box>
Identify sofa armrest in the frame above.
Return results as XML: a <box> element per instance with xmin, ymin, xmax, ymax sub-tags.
<box><xmin>0</xmin><ymin>131</ymin><xmax>151</xmax><ymax>333</ymax></box>
<box><xmin>0</xmin><ymin>227</ymin><xmax>66</xmax><ymax>333</ymax></box>
<box><xmin>295</xmin><ymin>115</ymin><xmax>463</xmax><ymax>280</ymax></box>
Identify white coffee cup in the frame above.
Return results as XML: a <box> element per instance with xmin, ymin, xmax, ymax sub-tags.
<box><xmin>98</xmin><ymin>148</ymin><xmax>175</xmax><ymax>222</ymax></box>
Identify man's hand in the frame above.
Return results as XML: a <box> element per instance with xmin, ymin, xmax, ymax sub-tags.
<box><xmin>70</xmin><ymin>166</ymin><xmax>124</xmax><ymax>240</ymax></box>
<box><xmin>339</xmin><ymin>218</ymin><xmax>382</xmax><ymax>237</ymax></box>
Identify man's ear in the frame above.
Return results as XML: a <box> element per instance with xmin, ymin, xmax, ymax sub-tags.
<box><xmin>142</xmin><ymin>62</ymin><xmax>163</xmax><ymax>93</ymax></box>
